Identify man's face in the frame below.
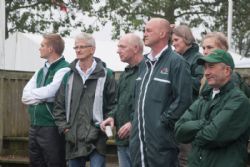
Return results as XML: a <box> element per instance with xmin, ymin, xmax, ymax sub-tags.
<box><xmin>74</xmin><ymin>39</ymin><xmax>94</xmax><ymax>60</ymax></box>
<box><xmin>39</xmin><ymin>39</ymin><xmax>51</xmax><ymax>59</ymax></box>
<box><xmin>202</xmin><ymin>37</ymin><xmax>219</xmax><ymax>56</ymax></box>
<box><xmin>117</xmin><ymin>37</ymin><xmax>134</xmax><ymax>64</ymax></box>
<box><xmin>143</xmin><ymin>20</ymin><xmax>162</xmax><ymax>47</ymax></box>
<box><xmin>172</xmin><ymin>34</ymin><xmax>188</xmax><ymax>55</ymax></box>
<box><xmin>204</xmin><ymin>62</ymin><xmax>230</xmax><ymax>88</ymax></box>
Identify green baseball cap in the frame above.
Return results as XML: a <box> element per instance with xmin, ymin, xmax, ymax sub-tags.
<box><xmin>197</xmin><ymin>49</ymin><xmax>235</xmax><ymax>69</ymax></box>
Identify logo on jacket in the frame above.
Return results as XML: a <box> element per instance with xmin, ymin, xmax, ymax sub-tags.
<box><xmin>160</xmin><ymin>67</ymin><xmax>168</xmax><ymax>74</ymax></box>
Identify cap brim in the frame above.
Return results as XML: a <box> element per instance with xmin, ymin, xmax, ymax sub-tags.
<box><xmin>197</xmin><ymin>56</ymin><xmax>222</xmax><ymax>65</ymax></box>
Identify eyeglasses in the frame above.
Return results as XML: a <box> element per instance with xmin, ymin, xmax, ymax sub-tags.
<box><xmin>73</xmin><ymin>45</ymin><xmax>92</xmax><ymax>50</ymax></box>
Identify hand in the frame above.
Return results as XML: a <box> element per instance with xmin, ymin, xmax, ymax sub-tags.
<box><xmin>118</xmin><ymin>122</ymin><xmax>132</xmax><ymax>139</ymax></box>
<box><xmin>64</xmin><ymin>128</ymin><xmax>69</xmax><ymax>134</ymax></box>
<box><xmin>100</xmin><ymin>117</ymin><xmax>114</xmax><ymax>132</ymax></box>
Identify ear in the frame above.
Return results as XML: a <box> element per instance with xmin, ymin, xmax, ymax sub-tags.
<box><xmin>49</xmin><ymin>47</ymin><xmax>54</xmax><ymax>53</ymax></box>
<box><xmin>90</xmin><ymin>47</ymin><xmax>96</xmax><ymax>54</ymax></box>
<box><xmin>225</xmin><ymin>66</ymin><xmax>231</xmax><ymax>77</ymax></box>
<box><xmin>159</xmin><ymin>31</ymin><xmax>166</xmax><ymax>38</ymax></box>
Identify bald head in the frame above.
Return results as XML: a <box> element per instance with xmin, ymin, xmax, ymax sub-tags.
<box><xmin>144</xmin><ymin>18</ymin><xmax>170</xmax><ymax>53</ymax></box>
<box><xmin>148</xmin><ymin>18</ymin><xmax>170</xmax><ymax>34</ymax></box>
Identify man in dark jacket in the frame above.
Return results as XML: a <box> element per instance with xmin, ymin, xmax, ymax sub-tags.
<box><xmin>129</xmin><ymin>18</ymin><xmax>193</xmax><ymax>167</ymax></box>
<box><xmin>175</xmin><ymin>49</ymin><xmax>250</xmax><ymax>167</ymax></box>
<box><xmin>53</xmin><ymin>32</ymin><xmax>117</xmax><ymax>167</ymax></box>
<box><xmin>100</xmin><ymin>33</ymin><xmax>144</xmax><ymax>167</ymax></box>
<box><xmin>22</xmin><ymin>33</ymin><xmax>69</xmax><ymax>167</ymax></box>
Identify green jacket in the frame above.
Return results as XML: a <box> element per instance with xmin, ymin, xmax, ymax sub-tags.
<box><xmin>182</xmin><ymin>43</ymin><xmax>203</xmax><ymax>100</ymax></box>
<box><xmin>175</xmin><ymin>81</ymin><xmax>250</xmax><ymax>167</ymax></box>
<box><xmin>130</xmin><ymin>46</ymin><xmax>193</xmax><ymax>167</ymax></box>
<box><xmin>53</xmin><ymin>58</ymin><xmax>117</xmax><ymax>160</ymax></box>
<box><xmin>28</xmin><ymin>57</ymin><xmax>69</xmax><ymax>126</ymax></box>
<box><xmin>108</xmin><ymin>63</ymin><xmax>140</xmax><ymax>146</ymax></box>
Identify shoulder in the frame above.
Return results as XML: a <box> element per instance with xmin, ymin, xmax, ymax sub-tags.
<box><xmin>61</xmin><ymin>70</ymin><xmax>73</xmax><ymax>86</ymax></box>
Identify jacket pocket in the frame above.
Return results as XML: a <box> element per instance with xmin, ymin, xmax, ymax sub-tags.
<box><xmin>85</xmin><ymin>125</ymin><xmax>99</xmax><ymax>143</ymax></box>
<box><xmin>150</xmin><ymin>77</ymin><xmax>171</xmax><ymax>102</ymax></box>
<box><xmin>65</xmin><ymin>129</ymin><xmax>76</xmax><ymax>145</ymax></box>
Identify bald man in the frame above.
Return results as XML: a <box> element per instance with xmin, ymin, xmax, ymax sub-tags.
<box><xmin>101</xmin><ymin>33</ymin><xmax>144</xmax><ymax>167</ymax></box>
<box><xmin>129</xmin><ymin>18</ymin><xmax>193</xmax><ymax>167</ymax></box>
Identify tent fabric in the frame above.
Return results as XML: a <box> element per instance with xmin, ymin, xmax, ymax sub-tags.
<box><xmin>4</xmin><ymin>32</ymin><xmax>250</xmax><ymax>72</ymax></box>
<box><xmin>4</xmin><ymin>32</ymin><xmax>127</xmax><ymax>72</ymax></box>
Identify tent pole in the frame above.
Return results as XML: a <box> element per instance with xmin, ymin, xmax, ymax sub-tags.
<box><xmin>0</xmin><ymin>0</ymin><xmax>5</xmax><ymax>154</ymax></box>
<box><xmin>227</xmin><ymin>0</ymin><xmax>233</xmax><ymax>50</ymax></box>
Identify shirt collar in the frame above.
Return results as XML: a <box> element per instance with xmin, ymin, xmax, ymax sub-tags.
<box><xmin>45</xmin><ymin>56</ymin><xmax>64</xmax><ymax>68</ymax></box>
<box><xmin>75</xmin><ymin>59</ymin><xmax>97</xmax><ymax>77</ymax></box>
<box><xmin>147</xmin><ymin>45</ymin><xmax>168</xmax><ymax>61</ymax></box>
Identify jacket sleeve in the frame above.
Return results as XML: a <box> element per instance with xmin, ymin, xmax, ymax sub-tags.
<box><xmin>191</xmin><ymin>63</ymin><xmax>204</xmax><ymax>96</ymax></box>
<box><xmin>53</xmin><ymin>80</ymin><xmax>70</xmax><ymax>134</ymax></box>
<box><xmin>22</xmin><ymin>70</ymin><xmax>41</xmax><ymax>105</ymax></box>
<box><xmin>174</xmin><ymin>100</ymin><xmax>205</xmax><ymax>143</ymax></box>
<box><xmin>160</xmin><ymin>58</ymin><xmax>193</xmax><ymax>128</ymax></box>
<box><xmin>103</xmin><ymin>73</ymin><xmax>117</xmax><ymax>119</ymax></box>
<box><xmin>22</xmin><ymin>67</ymin><xmax>70</xmax><ymax>104</ymax></box>
<box><xmin>194</xmin><ymin>93</ymin><xmax>250</xmax><ymax>148</ymax></box>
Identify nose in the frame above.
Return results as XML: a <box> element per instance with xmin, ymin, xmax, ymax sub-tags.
<box><xmin>203</xmin><ymin>48</ymin><xmax>209</xmax><ymax>56</ymax></box>
<box><xmin>204</xmin><ymin>66</ymin><xmax>210</xmax><ymax>76</ymax></box>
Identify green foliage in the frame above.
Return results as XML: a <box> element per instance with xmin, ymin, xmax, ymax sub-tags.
<box><xmin>5</xmin><ymin>0</ymin><xmax>249</xmax><ymax>56</ymax></box>
<box><xmin>5</xmin><ymin>0</ymin><xmax>92</xmax><ymax>39</ymax></box>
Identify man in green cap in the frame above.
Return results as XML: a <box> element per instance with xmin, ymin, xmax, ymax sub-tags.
<box><xmin>175</xmin><ymin>49</ymin><xmax>250</xmax><ymax>167</ymax></box>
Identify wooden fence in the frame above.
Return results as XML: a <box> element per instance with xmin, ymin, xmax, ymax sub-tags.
<box><xmin>0</xmin><ymin>70</ymin><xmax>32</xmax><ymax>153</ymax></box>
<box><xmin>0</xmin><ymin>68</ymin><xmax>249</xmax><ymax>155</ymax></box>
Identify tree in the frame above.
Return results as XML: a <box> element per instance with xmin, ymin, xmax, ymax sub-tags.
<box><xmin>5</xmin><ymin>0</ymin><xmax>100</xmax><ymax>39</ymax></box>
<box><xmin>84</xmin><ymin>0</ymin><xmax>221</xmax><ymax>39</ymax></box>
<box><xmin>79</xmin><ymin>0</ymin><xmax>249</xmax><ymax>56</ymax></box>
<box><xmin>6</xmin><ymin>0</ymin><xmax>249</xmax><ymax>56</ymax></box>
<box><xmin>201</xmin><ymin>0</ymin><xmax>250</xmax><ymax>57</ymax></box>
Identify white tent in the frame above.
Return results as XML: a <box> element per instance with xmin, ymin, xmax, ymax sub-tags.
<box><xmin>4</xmin><ymin>32</ymin><xmax>127</xmax><ymax>72</ymax></box>
<box><xmin>228</xmin><ymin>51</ymin><xmax>250</xmax><ymax>68</ymax></box>
<box><xmin>4</xmin><ymin>32</ymin><xmax>250</xmax><ymax>72</ymax></box>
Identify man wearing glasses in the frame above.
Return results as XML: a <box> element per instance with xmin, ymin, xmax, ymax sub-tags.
<box><xmin>53</xmin><ymin>32</ymin><xmax>117</xmax><ymax>167</ymax></box>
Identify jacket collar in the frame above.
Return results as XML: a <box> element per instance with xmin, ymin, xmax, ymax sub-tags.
<box><xmin>201</xmin><ymin>80</ymin><xmax>235</xmax><ymax>99</ymax></box>
<box><xmin>145</xmin><ymin>46</ymin><xmax>173</xmax><ymax>64</ymax></box>
<box><xmin>45</xmin><ymin>56</ymin><xmax>65</xmax><ymax>69</ymax></box>
<box><xmin>69</xmin><ymin>57</ymin><xmax>106</xmax><ymax>78</ymax></box>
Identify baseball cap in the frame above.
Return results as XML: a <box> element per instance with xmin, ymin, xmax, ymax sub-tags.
<box><xmin>197</xmin><ymin>49</ymin><xmax>235</xmax><ymax>69</ymax></box>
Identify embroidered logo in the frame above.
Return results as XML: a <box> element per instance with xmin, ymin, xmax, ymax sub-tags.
<box><xmin>160</xmin><ymin>67</ymin><xmax>168</xmax><ymax>74</ymax></box>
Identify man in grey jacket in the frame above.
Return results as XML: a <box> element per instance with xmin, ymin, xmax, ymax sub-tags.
<box><xmin>53</xmin><ymin>32</ymin><xmax>117</xmax><ymax>167</ymax></box>
<box><xmin>129</xmin><ymin>18</ymin><xmax>193</xmax><ymax>167</ymax></box>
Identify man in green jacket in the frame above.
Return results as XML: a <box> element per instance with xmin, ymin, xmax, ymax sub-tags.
<box><xmin>53</xmin><ymin>32</ymin><xmax>117</xmax><ymax>167</ymax></box>
<box><xmin>22</xmin><ymin>33</ymin><xmax>69</xmax><ymax>167</ymax></box>
<box><xmin>100</xmin><ymin>33</ymin><xmax>144</xmax><ymax>167</ymax></box>
<box><xmin>129</xmin><ymin>18</ymin><xmax>193</xmax><ymax>167</ymax></box>
<box><xmin>175</xmin><ymin>49</ymin><xmax>250</xmax><ymax>167</ymax></box>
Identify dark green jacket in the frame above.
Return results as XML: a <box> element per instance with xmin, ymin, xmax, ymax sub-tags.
<box><xmin>109</xmin><ymin>63</ymin><xmax>140</xmax><ymax>146</ymax></box>
<box><xmin>130</xmin><ymin>46</ymin><xmax>193</xmax><ymax>167</ymax></box>
<box><xmin>28</xmin><ymin>57</ymin><xmax>69</xmax><ymax>126</ymax></box>
<box><xmin>182</xmin><ymin>43</ymin><xmax>203</xmax><ymax>100</ymax></box>
<box><xmin>175</xmin><ymin>81</ymin><xmax>250</xmax><ymax>167</ymax></box>
<box><xmin>53</xmin><ymin>58</ymin><xmax>117</xmax><ymax>160</ymax></box>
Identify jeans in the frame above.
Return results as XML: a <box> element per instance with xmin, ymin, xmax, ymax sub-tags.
<box><xmin>117</xmin><ymin>146</ymin><xmax>132</xmax><ymax>167</ymax></box>
<box><xmin>69</xmin><ymin>150</ymin><xmax>106</xmax><ymax>167</ymax></box>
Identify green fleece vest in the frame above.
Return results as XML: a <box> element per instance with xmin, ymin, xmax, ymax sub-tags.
<box><xmin>28</xmin><ymin>58</ymin><xmax>69</xmax><ymax>126</ymax></box>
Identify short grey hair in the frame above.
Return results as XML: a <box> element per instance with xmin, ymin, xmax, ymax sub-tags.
<box><xmin>126</xmin><ymin>33</ymin><xmax>144</xmax><ymax>54</ymax></box>
<box><xmin>75</xmin><ymin>32</ymin><xmax>96</xmax><ymax>47</ymax></box>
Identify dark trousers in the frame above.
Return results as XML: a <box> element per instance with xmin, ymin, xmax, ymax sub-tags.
<box><xmin>29</xmin><ymin>126</ymin><xmax>66</xmax><ymax>167</ymax></box>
